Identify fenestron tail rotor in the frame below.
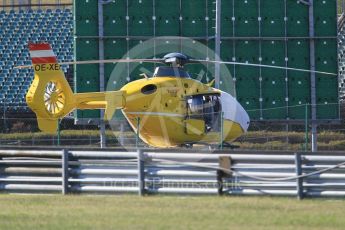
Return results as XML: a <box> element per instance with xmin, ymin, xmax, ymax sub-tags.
<box><xmin>44</xmin><ymin>81</ymin><xmax>66</xmax><ymax>115</ymax></box>
<box><xmin>25</xmin><ymin>43</ymin><xmax>76</xmax><ymax>133</ymax></box>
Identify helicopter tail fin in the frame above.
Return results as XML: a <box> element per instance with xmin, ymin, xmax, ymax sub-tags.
<box><xmin>26</xmin><ymin>43</ymin><xmax>125</xmax><ymax>133</ymax></box>
<box><xmin>26</xmin><ymin>43</ymin><xmax>75</xmax><ymax>133</ymax></box>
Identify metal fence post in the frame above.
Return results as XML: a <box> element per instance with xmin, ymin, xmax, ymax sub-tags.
<box><xmin>136</xmin><ymin>117</ymin><xmax>140</xmax><ymax>149</ymax></box>
<box><xmin>3</xmin><ymin>102</ymin><xmax>7</xmax><ymax>133</ymax></box>
<box><xmin>137</xmin><ymin>149</ymin><xmax>145</xmax><ymax>196</ymax></box>
<box><xmin>217</xmin><ymin>156</ymin><xmax>232</xmax><ymax>196</ymax></box>
<box><xmin>219</xmin><ymin>112</ymin><xmax>224</xmax><ymax>150</ymax></box>
<box><xmin>305</xmin><ymin>103</ymin><xmax>309</xmax><ymax>151</ymax></box>
<box><xmin>62</xmin><ymin>149</ymin><xmax>69</xmax><ymax>195</ymax></box>
<box><xmin>57</xmin><ymin>119</ymin><xmax>61</xmax><ymax>146</ymax></box>
<box><xmin>295</xmin><ymin>153</ymin><xmax>303</xmax><ymax>200</ymax></box>
<box><xmin>216</xmin><ymin>170</ymin><xmax>224</xmax><ymax>196</ymax></box>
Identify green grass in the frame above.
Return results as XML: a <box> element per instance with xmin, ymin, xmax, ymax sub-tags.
<box><xmin>0</xmin><ymin>195</ymin><xmax>345</xmax><ymax>230</ymax></box>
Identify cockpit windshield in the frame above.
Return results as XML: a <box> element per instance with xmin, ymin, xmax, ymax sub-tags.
<box><xmin>153</xmin><ymin>66</ymin><xmax>190</xmax><ymax>78</ymax></box>
<box><xmin>186</xmin><ymin>94</ymin><xmax>222</xmax><ymax>132</ymax></box>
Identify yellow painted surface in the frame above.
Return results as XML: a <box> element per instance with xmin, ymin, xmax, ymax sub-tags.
<box><xmin>26</xmin><ymin>63</ymin><xmax>124</xmax><ymax>133</ymax></box>
<box><xmin>121</xmin><ymin>77</ymin><xmax>244</xmax><ymax>147</ymax></box>
<box><xmin>185</xmin><ymin>119</ymin><xmax>205</xmax><ymax>136</ymax></box>
<box><xmin>26</xmin><ymin>64</ymin><xmax>75</xmax><ymax>132</ymax></box>
<box><xmin>27</xmin><ymin>66</ymin><xmax>245</xmax><ymax>147</ymax></box>
<box><xmin>124</xmin><ymin>113</ymin><xmax>244</xmax><ymax>147</ymax></box>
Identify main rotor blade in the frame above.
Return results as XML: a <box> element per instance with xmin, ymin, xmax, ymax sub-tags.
<box><xmin>61</xmin><ymin>58</ymin><xmax>164</xmax><ymax>65</ymax></box>
<box><xmin>14</xmin><ymin>58</ymin><xmax>164</xmax><ymax>69</ymax></box>
<box><xmin>190</xmin><ymin>59</ymin><xmax>338</xmax><ymax>76</ymax></box>
<box><xmin>14</xmin><ymin>57</ymin><xmax>338</xmax><ymax>76</ymax></box>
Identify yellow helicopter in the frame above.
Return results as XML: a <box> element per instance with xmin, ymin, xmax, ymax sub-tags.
<box><xmin>22</xmin><ymin>43</ymin><xmax>336</xmax><ymax>148</ymax></box>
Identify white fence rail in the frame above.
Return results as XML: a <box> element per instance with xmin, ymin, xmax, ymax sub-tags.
<box><xmin>1</xmin><ymin>148</ymin><xmax>345</xmax><ymax>198</ymax></box>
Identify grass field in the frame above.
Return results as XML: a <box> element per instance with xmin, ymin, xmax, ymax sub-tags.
<box><xmin>0</xmin><ymin>195</ymin><xmax>345</xmax><ymax>230</ymax></box>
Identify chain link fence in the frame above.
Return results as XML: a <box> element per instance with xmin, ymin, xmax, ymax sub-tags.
<box><xmin>0</xmin><ymin>116</ymin><xmax>145</xmax><ymax>148</ymax></box>
<box><xmin>0</xmin><ymin>104</ymin><xmax>344</xmax><ymax>151</ymax></box>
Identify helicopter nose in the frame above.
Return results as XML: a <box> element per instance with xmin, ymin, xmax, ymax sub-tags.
<box><xmin>220</xmin><ymin>91</ymin><xmax>250</xmax><ymax>132</ymax></box>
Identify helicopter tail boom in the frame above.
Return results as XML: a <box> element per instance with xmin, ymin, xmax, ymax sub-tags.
<box><xmin>26</xmin><ymin>43</ymin><xmax>124</xmax><ymax>133</ymax></box>
<box><xmin>74</xmin><ymin>91</ymin><xmax>125</xmax><ymax>120</ymax></box>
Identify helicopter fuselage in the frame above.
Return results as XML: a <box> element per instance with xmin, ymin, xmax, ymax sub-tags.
<box><xmin>121</xmin><ymin>75</ymin><xmax>250</xmax><ymax>148</ymax></box>
<box><xmin>25</xmin><ymin>44</ymin><xmax>250</xmax><ymax>148</ymax></box>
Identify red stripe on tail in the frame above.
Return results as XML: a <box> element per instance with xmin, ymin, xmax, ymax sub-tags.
<box><xmin>28</xmin><ymin>43</ymin><xmax>52</xmax><ymax>51</ymax></box>
<box><xmin>31</xmin><ymin>57</ymin><xmax>58</xmax><ymax>64</ymax></box>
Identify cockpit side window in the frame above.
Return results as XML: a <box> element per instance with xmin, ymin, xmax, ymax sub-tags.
<box><xmin>186</xmin><ymin>94</ymin><xmax>222</xmax><ymax>132</ymax></box>
<box><xmin>187</xmin><ymin>96</ymin><xmax>203</xmax><ymax>115</ymax></box>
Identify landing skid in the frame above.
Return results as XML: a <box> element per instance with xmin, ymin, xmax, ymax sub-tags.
<box><xmin>221</xmin><ymin>142</ymin><xmax>240</xmax><ymax>149</ymax></box>
<box><xmin>180</xmin><ymin>142</ymin><xmax>239</xmax><ymax>150</ymax></box>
